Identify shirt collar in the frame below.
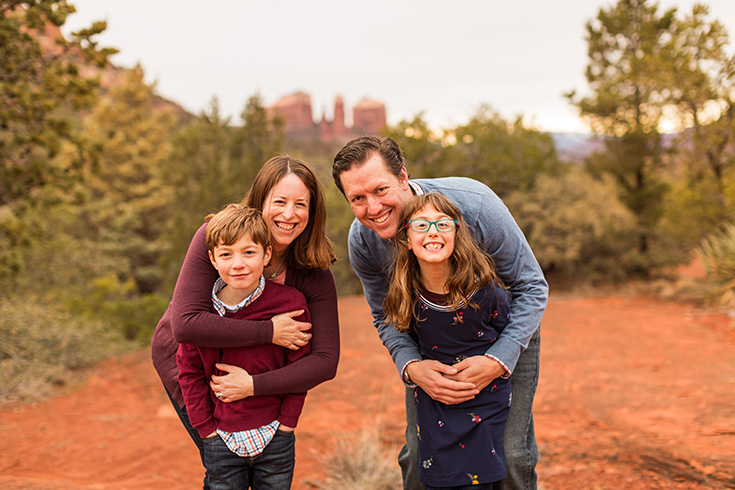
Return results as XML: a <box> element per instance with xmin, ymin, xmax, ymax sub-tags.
<box><xmin>211</xmin><ymin>275</ymin><xmax>266</xmax><ymax>316</ymax></box>
<box><xmin>409</xmin><ymin>180</ymin><xmax>424</xmax><ymax>196</ymax></box>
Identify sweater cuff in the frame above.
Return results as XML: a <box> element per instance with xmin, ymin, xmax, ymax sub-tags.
<box><xmin>400</xmin><ymin>359</ymin><xmax>421</xmax><ymax>388</ymax></box>
<box><xmin>485</xmin><ymin>354</ymin><xmax>511</xmax><ymax>379</ymax></box>
<box><xmin>196</xmin><ymin>418</ymin><xmax>218</xmax><ymax>438</ymax></box>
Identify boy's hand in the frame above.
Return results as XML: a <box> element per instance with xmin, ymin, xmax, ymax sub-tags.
<box><xmin>210</xmin><ymin>363</ymin><xmax>254</xmax><ymax>402</ymax></box>
<box><xmin>271</xmin><ymin>310</ymin><xmax>311</xmax><ymax>350</ymax></box>
<box><xmin>278</xmin><ymin>425</ymin><xmax>295</xmax><ymax>432</ymax></box>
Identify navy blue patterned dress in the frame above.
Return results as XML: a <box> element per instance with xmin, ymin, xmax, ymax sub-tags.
<box><xmin>412</xmin><ymin>283</ymin><xmax>512</xmax><ymax>487</ymax></box>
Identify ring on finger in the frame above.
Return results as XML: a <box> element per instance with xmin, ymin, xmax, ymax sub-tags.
<box><xmin>301</xmin><ymin>332</ymin><xmax>307</xmax><ymax>340</ymax></box>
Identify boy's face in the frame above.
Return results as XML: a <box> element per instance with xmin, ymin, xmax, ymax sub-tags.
<box><xmin>209</xmin><ymin>233</ymin><xmax>272</xmax><ymax>297</ymax></box>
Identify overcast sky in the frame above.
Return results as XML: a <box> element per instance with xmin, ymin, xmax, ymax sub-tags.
<box><xmin>61</xmin><ymin>0</ymin><xmax>735</xmax><ymax>133</ymax></box>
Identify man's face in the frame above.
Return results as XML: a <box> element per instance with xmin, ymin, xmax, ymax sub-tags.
<box><xmin>340</xmin><ymin>153</ymin><xmax>412</xmax><ymax>240</ymax></box>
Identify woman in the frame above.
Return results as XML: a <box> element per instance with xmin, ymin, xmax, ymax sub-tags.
<box><xmin>151</xmin><ymin>155</ymin><xmax>340</xmax><ymax>465</ymax></box>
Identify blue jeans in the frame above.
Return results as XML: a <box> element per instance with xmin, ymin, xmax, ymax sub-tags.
<box><xmin>203</xmin><ymin>430</ymin><xmax>296</xmax><ymax>490</ymax></box>
<box><xmin>399</xmin><ymin>328</ymin><xmax>541</xmax><ymax>490</ymax></box>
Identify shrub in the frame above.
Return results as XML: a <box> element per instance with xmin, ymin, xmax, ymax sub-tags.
<box><xmin>64</xmin><ymin>274</ymin><xmax>170</xmax><ymax>343</ymax></box>
<box><xmin>0</xmin><ymin>295</ymin><xmax>134</xmax><ymax>402</ymax></box>
<box><xmin>697</xmin><ymin>223</ymin><xmax>735</xmax><ymax>308</ymax></box>
<box><xmin>314</xmin><ymin>426</ymin><xmax>401</xmax><ymax>490</ymax></box>
<box><xmin>506</xmin><ymin>167</ymin><xmax>639</xmax><ymax>284</ymax></box>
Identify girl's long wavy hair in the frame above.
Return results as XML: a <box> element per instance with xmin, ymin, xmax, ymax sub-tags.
<box><xmin>383</xmin><ymin>193</ymin><xmax>502</xmax><ymax>332</ymax></box>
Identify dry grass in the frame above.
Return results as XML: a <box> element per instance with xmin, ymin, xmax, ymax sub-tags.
<box><xmin>311</xmin><ymin>425</ymin><xmax>402</xmax><ymax>490</ymax></box>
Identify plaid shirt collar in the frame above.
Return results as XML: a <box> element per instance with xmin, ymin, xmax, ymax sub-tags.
<box><xmin>211</xmin><ymin>275</ymin><xmax>265</xmax><ymax>317</ymax></box>
<box><xmin>409</xmin><ymin>180</ymin><xmax>424</xmax><ymax>196</ymax></box>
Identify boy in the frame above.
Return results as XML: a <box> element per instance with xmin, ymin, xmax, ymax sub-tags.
<box><xmin>177</xmin><ymin>203</ymin><xmax>310</xmax><ymax>489</ymax></box>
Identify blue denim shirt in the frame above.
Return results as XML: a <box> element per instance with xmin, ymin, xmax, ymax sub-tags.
<box><xmin>348</xmin><ymin>177</ymin><xmax>548</xmax><ymax>378</ymax></box>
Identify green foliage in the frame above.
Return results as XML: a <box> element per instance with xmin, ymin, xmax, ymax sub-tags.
<box><xmin>449</xmin><ymin>106</ymin><xmax>561</xmax><ymax>199</ymax></box>
<box><xmin>231</xmin><ymin>94</ymin><xmax>285</xmax><ymax>182</ymax></box>
<box><xmin>382</xmin><ymin>114</ymin><xmax>448</xmax><ymax>178</ymax></box>
<box><xmin>567</xmin><ymin>0</ymin><xmax>675</xmax><ymax>256</ymax></box>
<box><xmin>0</xmin><ymin>292</ymin><xmax>134</xmax><ymax>402</ymax></box>
<box><xmin>666</xmin><ymin>4</ymin><xmax>735</xmax><ymax>222</ymax></box>
<box><xmin>570</xmin><ymin>0</ymin><xmax>735</xmax><ymax>272</ymax></box>
<box><xmin>506</xmin><ymin>166</ymin><xmax>639</xmax><ymax>282</ymax></box>
<box><xmin>0</xmin><ymin>0</ymin><xmax>114</xmax><ymax>280</ymax></box>
<box><xmin>160</xmin><ymin>94</ymin><xmax>286</xmax><ymax>293</ymax></box>
<box><xmin>65</xmin><ymin>274</ymin><xmax>170</xmax><ymax>342</ymax></box>
<box><xmin>0</xmin><ymin>0</ymin><xmax>115</xmax><ymax>208</ymax></box>
<box><xmin>697</xmin><ymin>223</ymin><xmax>735</xmax><ymax>308</ymax></box>
<box><xmin>569</xmin><ymin>0</ymin><xmax>676</xmax><ymax>136</ymax></box>
<box><xmin>658</xmin><ymin>176</ymin><xmax>732</xmax><ymax>253</ymax></box>
<box><xmin>79</xmin><ymin>66</ymin><xmax>178</xmax><ymax>294</ymax></box>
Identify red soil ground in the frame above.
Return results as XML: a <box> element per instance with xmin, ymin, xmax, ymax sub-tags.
<box><xmin>1</xmin><ymin>293</ymin><xmax>734</xmax><ymax>489</ymax></box>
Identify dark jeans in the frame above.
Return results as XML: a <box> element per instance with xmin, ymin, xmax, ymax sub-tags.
<box><xmin>426</xmin><ymin>485</ymin><xmax>493</xmax><ymax>490</ymax></box>
<box><xmin>203</xmin><ymin>430</ymin><xmax>296</xmax><ymax>490</ymax></box>
<box><xmin>399</xmin><ymin>328</ymin><xmax>541</xmax><ymax>490</ymax></box>
<box><xmin>165</xmin><ymin>388</ymin><xmax>211</xmax><ymax>489</ymax></box>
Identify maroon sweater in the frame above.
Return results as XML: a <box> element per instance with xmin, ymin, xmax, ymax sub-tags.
<box><xmin>151</xmin><ymin>223</ymin><xmax>340</xmax><ymax>408</ymax></box>
<box><xmin>177</xmin><ymin>281</ymin><xmax>310</xmax><ymax>437</ymax></box>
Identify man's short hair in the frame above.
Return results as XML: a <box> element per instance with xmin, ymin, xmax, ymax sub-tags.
<box><xmin>332</xmin><ymin>136</ymin><xmax>405</xmax><ymax>195</ymax></box>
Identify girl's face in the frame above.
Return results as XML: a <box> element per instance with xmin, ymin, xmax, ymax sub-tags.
<box><xmin>261</xmin><ymin>173</ymin><xmax>310</xmax><ymax>253</ymax></box>
<box><xmin>406</xmin><ymin>203</ymin><xmax>456</xmax><ymax>266</ymax></box>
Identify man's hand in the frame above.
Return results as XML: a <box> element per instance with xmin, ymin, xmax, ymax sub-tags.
<box><xmin>445</xmin><ymin>355</ymin><xmax>506</xmax><ymax>391</ymax></box>
<box><xmin>271</xmin><ymin>310</ymin><xmax>311</xmax><ymax>350</ymax></box>
<box><xmin>210</xmin><ymin>363</ymin><xmax>254</xmax><ymax>402</ymax></box>
<box><xmin>406</xmin><ymin>360</ymin><xmax>479</xmax><ymax>405</ymax></box>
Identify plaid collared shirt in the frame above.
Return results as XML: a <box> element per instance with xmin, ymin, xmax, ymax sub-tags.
<box><xmin>211</xmin><ymin>275</ymin><xmax>280</xmax><ymax>457</ymax></box>
<box><xmin>216</xmin><ymin>421</ymin><xmax>280</xmax><ymax>457</ymax></box>
<box><xmin>211</xmin><ymin>276</ymin><xmax>265</xmax><ymax>316</ymax></box>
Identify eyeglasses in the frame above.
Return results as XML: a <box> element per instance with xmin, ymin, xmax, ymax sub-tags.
<box><xmin>406</xmin><ymin>218</ymin><xmax>458</xmax><ymax>233</ymax></box>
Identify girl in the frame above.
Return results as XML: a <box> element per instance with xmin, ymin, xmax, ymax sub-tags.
<box><xmin>383</xmin><ymin>193</ymin><xmax>512</xmax><ymax>490</ymax></box>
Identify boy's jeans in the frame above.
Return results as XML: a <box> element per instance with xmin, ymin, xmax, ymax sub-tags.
<box><xmin>399</xmin><ymin>328</ymin><xmax>541</xmax><ymax>490</ymax></box>
<box><xmin>203</xmin><ymin>430</ymin><xmax>296</xmax><ymax>490</ymax></box>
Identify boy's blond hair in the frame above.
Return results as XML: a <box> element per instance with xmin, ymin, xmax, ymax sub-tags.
<box><xmin>205</xmin><ymin>204</ymin><xmax>271</xmax><ymax>253</ymax></box>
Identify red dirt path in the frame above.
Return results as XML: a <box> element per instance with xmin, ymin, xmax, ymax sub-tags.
<box><xmin>1</xmin><ymin>294</ymin><xmax>734</xmax><ymax>489</ymax></box>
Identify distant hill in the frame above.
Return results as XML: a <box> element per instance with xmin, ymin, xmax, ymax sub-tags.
<box><xmin>548</xmin><ymin>132</ymin><xmax>604</xmax><ymax>162</ymax></box>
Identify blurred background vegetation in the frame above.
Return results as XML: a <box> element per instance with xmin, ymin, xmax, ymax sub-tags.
<box><xmin>1</xmin><ymin>0</ymin><xmax>734</xmax><ymax>401</ymax></box>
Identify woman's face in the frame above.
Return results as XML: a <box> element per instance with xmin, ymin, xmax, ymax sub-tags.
<box><xmin>261</xmin><ymin>173</ymin><xmax>311</xmax><ymax>253</ymax></box>
<box><xmin>406</xmin><ymin>203</ymin><xmax>456</xmax><ymax>266</ymax></box>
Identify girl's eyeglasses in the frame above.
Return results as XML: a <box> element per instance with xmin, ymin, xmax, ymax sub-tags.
<box><xmin>406</xmin><ymin>219</ymin><xmax>458</xmax><ymax>233</ymax></box>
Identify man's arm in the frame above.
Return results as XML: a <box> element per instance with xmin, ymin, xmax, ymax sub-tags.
<box><xmin>347</xmin><ymin>222</ymin><xmax>422</xmax><ymax>374</ymax></box>
<box><xmin>473</xmin><ymin>195</ymin><xmax>547</xmax><ymax>373</ymax></box>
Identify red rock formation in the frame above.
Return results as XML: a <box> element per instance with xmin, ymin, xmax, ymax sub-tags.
<box><xmin>353</xmin><ymin>98</ymin><xmax>387</xmax><ymax>135</ymax></box>
<box><xmin>267</xmin><ymin>91</ymin><xmax>316</xmax><ymax>137</ymax></box>
<box><xmin>267</xmin><ymin>92</ymin><xmax>386</xmax><ymax>142</ymax></box>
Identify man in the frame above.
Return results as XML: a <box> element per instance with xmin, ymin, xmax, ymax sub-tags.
<box><xmin>332</xmin><ymin>136</ymin><xmax>548</xmax><ymax>490</ymax></box>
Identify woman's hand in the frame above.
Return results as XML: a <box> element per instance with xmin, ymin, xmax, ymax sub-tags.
<box><xmin>210</xmin><ymin>363</ymin><xmax>254</xmax><ymax>403</ymax></box>
<box><xmin>271</xmin><ymin>310</ymin><xmax>311</xmax><ymax>350</ymax></box>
